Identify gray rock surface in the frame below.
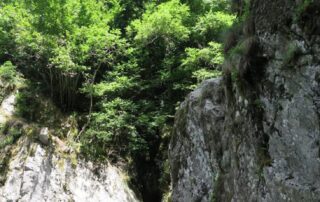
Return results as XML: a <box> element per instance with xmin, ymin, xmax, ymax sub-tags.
<box><xmin>169</xmin><ymin>1</ymin><xmax>320</xmax><ymax>202</ymax></box>
<box><xmin>0</xmin><ymin>136</ymin><xmax>138</xmax><ymax>202</ymax></box>
<box><xmin>38</xmin><ymin>127</ymin><xmax>50</xmax><ymax>145</ymax></box>
<box><xmin>170</xmin><ymin>79</ymin><xmax>225</xmax><ymax>202</ymax></box>
<box><xmin>0</xmin><ymin>93</ymin><xmax>16</xmax><ymax>124</ymax></box>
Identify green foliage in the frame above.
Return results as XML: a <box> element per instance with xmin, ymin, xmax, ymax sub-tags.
<box><xmin>15</xmin><ymin>83</ymin><xmax>42</xmax><ymax>122</ymax></box>
<box><xmin>183</xmin><ymin>42</ymin><xmax>224</xmax><ymax>69</ymax></box>
<box><xmin>159</xmin><ymin>158</ymin><xmax>171</xmax><ymax>199</ymax></box>
<box><xmin>210</xmin><ymin>172</ymin><xmax>223</xmax><ymax>202</ymax></box>
<box><xmin>295</xmin><ymin>0</ymin><xmax>313</xmax><ymax>18</ymax></box>
<box><xmin>25</xmin><ymin>0</ymin><xmax>121</xmax><ymax>35</ymax></box>
<box><xmin>128</xmin><ymin>0</ymin><xmax>190</xmax><ymax>45</ymax></box>
<box><xmin>91</xmin><ymin>76</ymin><xmax>136</xmax><ymax>96</ymax></box>
<box><xmin>0</xmin><ymin>61</ymin><xmax>22</xmax><ymax>102</ymax></box>
<box><xmin>283</xmin><ymin>41</ymin><xmax>302</xmax><ymax>67</ymax></box>
<box><xmin>81</xmin><ymin>98</ymin><xmax>148</xmax><ymax>160</ymax></box>
<box><xmin>15</xmin><ymin>81</ymin><xmax>66</xmax><ymax>127</ymax></box>
<box><xmin>0</xmin><ymin>0</ymin><xmax>128</xmax><ymax>110</ymax></box>
<box><xmin>193</xmin><ymin>11</ymin><xmax>236</xmax><ymax>43</ymax></box>
<box><xmin>175</xmin><ymin>42</ymin><xmax>224</xmax><ymax>89</ymax></box>
<box><xmin>242</xmin><ymin>0</ymin><xmax>251</xmax><ymax>19</ymax></box>
<box><xmin>50</xmin><ymin>46</ymin><xmax>85</xmax><ymax>73</ymax></box>
<box><xmin>182</xmin><ymin>0</ymin><xmax>230</xmax><ymax>14</ymax></box>
<box><xmin>192</xmin><ymin>69</ymin><xmax>221</xmax><ymax>83</ymax></box>
<box><xmin>0</xmin><ymin>123</ymin><xmax>23</xmax><ymax>149</ymax></box>
<box><xmin>0</xmin><ymin>61</ymin><xmax>18</xmax><ymax>83</ymax></box>
<box><xmin>225</xmin><ymin>36</ymin><xmax>254</xmax><ymax>59</ymax></box>
<box><xmin>231</xmin><ymin>67</ymin><xmax>239</xmax><ymax>83</ymax></box>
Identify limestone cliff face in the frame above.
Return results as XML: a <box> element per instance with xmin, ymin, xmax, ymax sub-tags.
<box><xmin>0</xmin><ymin>137</ymin><xmax>138</xmax><ymax>202</ymax></box>
<box><xmin>169</xmin><ymin>1</ymin><xmax>320</xmax><ymax>201</ymax></box>
<box><xmin>0</xmin><ymin>93</ymin><xmax>138</xmax><ymax>202</ymax></box>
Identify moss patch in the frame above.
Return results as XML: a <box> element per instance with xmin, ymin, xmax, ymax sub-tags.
<box><xmin>0</xmin><ymin>148</ymin><xmax>11</xmax><ymax>185</ymax></box>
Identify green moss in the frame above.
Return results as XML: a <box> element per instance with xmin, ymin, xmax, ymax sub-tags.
<box><xmin>25</xmin><ymin>125</ymin><xmax>38</xmax><ymax>138</ymax></box>
<box><xmin>57</xmin><ymin>158</ymin><xmax>65</xmax><ymax>170</ymax></box>
<box><xmin>256</xmin><ymin>145</ymin><xmax>271</xmax><ymax>184</ymax></box>
<box><xmin>257</xmin><ymin>148</ymin><xmax>272</xmax><ymax>167</ymax></box>
<box><xmin>283</xmin><ymin>42</ymin><xmax>302</xmax><ymax>68</ymax></box>
<box><xmin>211</xmin><ymin>172</ymin><xmax>223</xmax><ymax>202</ymax></box>
<box><xmin>240</xmin><ymin>0</ymin><xmax>252</xmax><ymax>22</ymax></box>
<box><xmin>294</xmin><ymin>0</ymin><xmax>313</xmax><ymax>22</ymax></box>
<box><xmin>0</xmin><ymin>151</ymin><xmax>11</xmax><ymax>185</ymax></box>
<box><xmin>0</xmin><ymin>124</ymin><xmax>23</xmax><ymax>149</ymax></box>
<box><xmin>28</xmin><ymin>144</ymin><xmax>37</xmax><ymax>157</ymax></box>
<box><xmin>63</xmin><ymin>184</ymin><xmax>68</xmax><ymax>192</ymax></box>
<box><xmin>230</xmin><ymin>67</ymin><xmax>247</xmax><ymax>97</ymax></box>
<box><xmin>256</xmin><ymin>132</ymin><xmax>271</xmax><ymax>183</ymax></box>
<box><xmin>0</xmin><ymin>123</ymin><xmax>5</xmax><ymax>134</ymax></box>
<box><xmin>159</xmin><ymin>159</ymin><xmax>171</xmax><ymax>201</ymax></box>
<box><xmin>69</xmin><ymin>153</ymin><xmax>78</xmax><ymax>169</ymax></box>
<box><xmin>162</xmin><ymin>191</ymin><xmax>172</xmax><ymax>202</ymax></box>
<box><xmin>226</xmin><ymin>36</ymin><xmax>258</xmax><ymax>59</ymax></box>
<box><xmin>230</xmin><ymin>67</ymin><xmax>238</xmax><ymax>82</ymax></box>
<box><xmin>254</xmin><ymin>99</ymin><xmax>264</xmax><ymax>109</ymax></box>
<box><xmin>226</xmin><ymin>43</ymin><xmax>244</xmax><ymax>59</ymax></box>
<box><xmin>223</xmin><ymin>21</ymin><xmax>244</xmax><ymax>53</ymax></box>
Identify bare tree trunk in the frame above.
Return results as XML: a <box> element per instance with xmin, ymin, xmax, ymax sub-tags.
<box><xmin>77</xmin><ymin>64</ymin><xmax>101</xmax><ymax>140</ymax></box>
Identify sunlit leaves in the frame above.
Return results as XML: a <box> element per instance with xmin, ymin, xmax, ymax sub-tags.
<box><xmin>128</xmin><ymin>0</ymin><xmax>190</xmax><ymax>45</ymax></box>
<box><xmin>91</xmin><ymin>76</ymin><xmax>136</xmax><ymax>96</ymax></box>
<box><xmin>81</xmin><ymin>98</ymin><xmax>148</xmax><ymax>159</ymax></box>
<box><xmin>50</xmin><ymin>46</ymin><xmax>86</xmax><ymax>74</ymax></box>
<box><xmin>192</xmin><ymin>69</ymin><xmax>221</xmax><ymax>83</ymax></box>
<box><xmin>182</xmin><ymin>0</ymin><xmax>230</xmax><ymax>13</ymax></box>
<box><xmin>0</xmin><ymin>61</ymin><xmax>17</xmax><ymax>83</ymax></box>
<box><xmin>183</xmin><ymin>42</ymin><xmax>224</xmax><ymax>69</ymax></box>
<box><xmin>193</xmin><ymin>11</ymin><xmax>236</xmax><ymax>42</ymax></box>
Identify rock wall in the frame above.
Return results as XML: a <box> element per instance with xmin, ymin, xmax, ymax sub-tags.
<box><xmin>169</xmin><ymin>0</ymin><xmax>320</xmax><ymax>201</ymax></box>
<box><xmin>0</xmin><ymin>92</ymin><xmax>16</xmax><ymax>124</ymax></box>
<box><xmin>0</xmin><ymin>136</ymin><xmax>138</xmax><ymax>202</ymax></box>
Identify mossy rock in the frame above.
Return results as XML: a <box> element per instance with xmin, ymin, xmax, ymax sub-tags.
<box><xmin>296</xmin><ymin>0</ymin><xmax>320</xmax><ymax>35</ymax></box>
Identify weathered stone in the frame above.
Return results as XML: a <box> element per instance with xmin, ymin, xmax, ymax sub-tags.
<box><xmin>170</xmin><ymin>1</ymin><xmax>320</xmax><ymax>202</ymax></box>
<box><xmin>38</xmin><ymin>127</ymin><xmax>50</xmax><ymax>145</ymax></box>
<box><xmin>169</xmin><ymin>79</ymin><xmax>225</xmax><ymax>202</ymax></box>
<box><xmin>0</xmin><ymin>93</ymin><xmax>16</xmax><ymax>124</ymax></box>
<box><xmin>0</xmin><ymin>137</ymin><xmax>138</xmax><ymax>202</ymax></box>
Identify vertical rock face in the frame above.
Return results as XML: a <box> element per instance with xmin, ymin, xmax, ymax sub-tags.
<box><xmin>170</xmin><ymin>79</ymin><xmax>225</xmax><ymax>202</ymax></box>
<box><xmin>0</xmin><ymin>93</ymin><xmax>16</xmax><ymax>124</ymax></box>
<box><xmin>0</xmin><ymin>136</ymin><xmax>138</xmax><ymax>202</ymax></box>
<box><xmin>169</xmin><ymin>1</ymin><xmax>320</xmax><ymax>202</ymax></box>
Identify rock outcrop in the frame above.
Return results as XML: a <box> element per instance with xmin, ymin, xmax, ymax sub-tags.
<box><xmin>169</xmin><ymin>0</ymin><xmax>320</xmax><ymax>201</ymax></box>
<box><xmin>0</xmin><ymin>136</ymin><xmax>138</xmax><ymax>202</ymax></box>
<box><xmin>0</xmin><ymin>93</ymin><xmax>16</xmax><ymax>124</ymax></box>
<box><xmin>0</xmin><ymin>90</ymin><xmax>138</xmax><ymax>202</ymax></box>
